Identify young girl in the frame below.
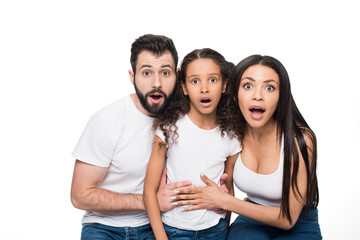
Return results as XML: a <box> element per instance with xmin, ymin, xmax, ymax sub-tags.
<box><xmin>143</xmin><ymin>48</ymin><xmax>241</xmax><ymax>240</ymax></box>
<box><xmin>175</xmin><ymin>55</ymin><xmax>322</xmax><ymax>239</ymax></box>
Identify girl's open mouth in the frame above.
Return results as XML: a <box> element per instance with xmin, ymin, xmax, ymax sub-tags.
<box><xmin>200</xmin><ymin>98</ymin><xmax>211</xmax><ymax>103</ymax></box>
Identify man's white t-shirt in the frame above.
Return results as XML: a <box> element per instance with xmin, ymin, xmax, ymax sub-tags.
<box><xmin>72</xmin><ymin>95</ymin><xmax>154</xmax><ymax>227</ymax></box>
<box><xmin>156</xmin><ymin>114</ymin><xmax>241</xmax><ymax>230</ymax></box>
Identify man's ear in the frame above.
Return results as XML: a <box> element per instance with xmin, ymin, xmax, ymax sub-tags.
<box><xmin>128</xmin><ymin>70</ymin><xmax>134</xmax><ymax>85</ymax></box>
<box><xmin>181</xmin><ymin>82</ymin><xmax>188</xmax><ymax>95</ymax></box>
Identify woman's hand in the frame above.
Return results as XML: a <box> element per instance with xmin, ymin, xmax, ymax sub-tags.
<box><xmin>157</xmin><ymin>167</ymin><xmax>192</xmax><ymax>212</ymax></box>
<box><xmin>176</xmin><ymin>173</ymin><xmax>230</xmax><ymax>211</ymax></box>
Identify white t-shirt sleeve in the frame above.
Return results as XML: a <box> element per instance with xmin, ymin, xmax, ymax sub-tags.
<box><xmin>228</xmin><ymin>137</ymin><xmax>242</xmax><ymax>157</ymax></box>
<box><xmin>72</xmin><ymin>113</ymin><xmax>115</xmax><ymax>167</ymax></box>
<box><xmin>155</xmin><ymin>127</ymin><xmax>166</xmax><ymax>143</ymax></box>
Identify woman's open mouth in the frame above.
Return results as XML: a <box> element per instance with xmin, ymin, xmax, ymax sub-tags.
<box><xmin>249</xmin><ymin>105</ymin><xmax>265</xmax><ymax>120</ymax></box>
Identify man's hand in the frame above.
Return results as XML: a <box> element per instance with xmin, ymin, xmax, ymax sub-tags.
<box><xmin>214</xmin><ymin>173</ymin><xmax>229</xmax><ymax>213</ymax></box>
<box><xmin>157</xmin><ymin>167</ymin><xmax>192</xmax><ymax>212</ymax></box>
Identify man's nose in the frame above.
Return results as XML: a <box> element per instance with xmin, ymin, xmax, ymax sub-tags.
<box><xmin>152</xmin><ymin>73</ymin><xmax>161</xmax><ymax>88</ymax></box>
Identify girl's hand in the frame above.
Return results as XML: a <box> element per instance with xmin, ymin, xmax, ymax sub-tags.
<box><xmin>176</xmin><ymin>173</ymin><xmax>229</xmax><ymax>211</ymax></box>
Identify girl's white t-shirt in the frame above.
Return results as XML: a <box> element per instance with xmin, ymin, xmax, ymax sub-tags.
<box><xmin>156</xmin><ymin>114</ymin><xmax>241</xmax><ymax>230</ymax></box>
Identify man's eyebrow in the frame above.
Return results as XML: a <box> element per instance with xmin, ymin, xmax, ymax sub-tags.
<box><xmin>139</xmin><ymin>65</ymin><xmax>152</xmax><ymax>70</ymax></box>
<box><xmin>161</xmin><ymin>64</ymin><xmax>173</xmax><ymax>69</ymax></box>
<box><xmin>139</xmin><ymin>64</ymin><xmax>173</xmax><ymax>70</ymax></box>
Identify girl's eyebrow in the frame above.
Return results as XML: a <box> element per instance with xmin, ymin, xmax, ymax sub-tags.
<box><xmin>187</xmin><ymin>74</ymin><xmax>199</xmax><ymax>78</ymax></box>
<box><xmin>188</xmin><ymin>73</ymin><xmax>220</xmax><ymax>78</ymax></box>
<box><xmin>209</xmin><ymin>73</ymin><xmax>221</xmax><ymax>77</ymax></box>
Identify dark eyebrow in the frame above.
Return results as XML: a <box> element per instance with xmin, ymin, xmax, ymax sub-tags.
<box><xmin>187</xmin><ymin>74</ymin><xmax>199</xmax><ymax>79</ymax></box>
<box><xmin>139</xmin><ymin>65</ymin><xmax>151</xmax><ymax>70</ymax></box>
<box><xmin>139</xmin><ymin>64</ymin><xmax>174</xmax><ymax>70</ymax></box>
<box><xmin>264</xmin><ymin>79</ymin><xmax>279</xmax><ymax>86</ymax></box>
<box><xmin>241</xmin><ymin>77</ymin><xmax>279</xmax><ymax>85</ymax></box>
<box><xmin>209</xmin><ymin>73</ymin><xmax>221</xmax><ymax>77</ymax></box>
<box><xmin>161</xmin><ymin>64</ymin><xmax>173</xmax><ymax>69</ymax></box>
<box><xmin>240</xmin><ymin>77</ymin><xmax>255</xmax><ymax>82</ymax></box>
<box><xmin>188</xmin><ymin>73</ymin><xmax>220</xmax><ymax>79</ymax></box>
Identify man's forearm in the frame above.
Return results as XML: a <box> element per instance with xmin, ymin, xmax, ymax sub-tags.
<box><xmin>72</xmin><ymin>187</ymin><xmax>145</xmax><ymax>214</ymax></box>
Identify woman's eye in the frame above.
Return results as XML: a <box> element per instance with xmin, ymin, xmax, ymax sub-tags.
<box><xmin>209</xmin><ymin>77</ymin><xmax>217</xmax><ymax>83</ymax></box>
<box><xmin>243</xmin><ymin>83</ymin><xmax>252</xmax><ymax>89</ymax></box>
<box><xmin>162</xmin><ymin>71</ymin><xmax>170</xmax><ymax>76</ymax></box>
<box><xmin>265</xmin><ymin>85</ymin><xmax>275</xmax><ymax>91</ymax></box>
<box><xmin>143</xmin><ymin>71</ymin><xmax>151</xmax><ymax>76</ymax></box>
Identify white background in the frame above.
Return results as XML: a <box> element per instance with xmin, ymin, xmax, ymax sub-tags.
<box><xmin>1</xmin><ymin>0</ymin><xmax>359</xmax><ymax>239</ymax></box>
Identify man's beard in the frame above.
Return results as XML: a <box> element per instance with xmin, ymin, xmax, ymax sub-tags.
<box><xmin>134</xmin><ymin>82</ymin><xmax>175</xmax><ymax>115</ymax></box>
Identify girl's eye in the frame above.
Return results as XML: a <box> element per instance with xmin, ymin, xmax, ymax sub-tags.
<box><xmin>162</xmin><ymin>71</ymin><xmax>170</xmax><ymax>76</ymax></box>
<box><xmin>209</xmin><ymin>77</ymin><xmax>217</xmax><ymax>83</ymax></box>
<box><xmin>191</xmin><ymin>79</ymin><xmax>199</xmax><ymax>84</ymax></box>
<box><xmin>143</xmin><ymin>71</ymin><xmax>151</xmax><ymax>76</ymax></box>
<box><xmin>265</xmin><ymin>85</ymin><xmax>275</xmax><ymax>91</ymax></box>
<box><xmin>243</xmin><ymin>83</ymin><xmax>252</xmax><ymax>90</ymax></box>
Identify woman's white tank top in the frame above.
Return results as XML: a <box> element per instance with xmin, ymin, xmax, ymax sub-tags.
<box><xmin>233</xmin><ymin>135</ymin><xmax>284</xmax><ymax>207</ymax></box>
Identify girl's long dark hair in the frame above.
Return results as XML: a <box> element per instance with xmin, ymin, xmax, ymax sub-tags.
<box><xmin>229</xmin><ymin>55</ymin><xmax>319</xmax><ymax>224</ymax></box>
<box><xmin>153</xmin><ymin>48</ymin><xmax>235</xmax><ymax>145</ymax></box>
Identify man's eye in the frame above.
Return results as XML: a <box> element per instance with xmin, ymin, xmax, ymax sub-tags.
<box><xmin>209</xmin><ymin>77</ymin><xmax>217</xmax><ymax>83</ymax></box>
<box><xmin>143</xmin><ymin>71</ymin><xmax>151</xmax><ymax>76</ymax></box>
<box><xmin>162</xmin><ymin>71</ymin><xmax>170</xmax><ymax>76</ymax></box>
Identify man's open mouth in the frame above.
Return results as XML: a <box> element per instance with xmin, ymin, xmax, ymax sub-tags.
<box><xmin>149</xmin><ymin>93</ymin><xmax>163</xmax><ymax>104</ymax></box>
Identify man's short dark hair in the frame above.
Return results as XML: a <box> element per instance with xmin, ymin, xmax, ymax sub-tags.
<box><xmin>130</xmin><ymin>34</ymin><xmax>178</xmax><ymax>74</ymax></box>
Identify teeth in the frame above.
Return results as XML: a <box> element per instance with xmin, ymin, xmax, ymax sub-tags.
<box><xmin>250</xmin><ymin>107</ymin><xmax>264</xmax><ymax>112</ymax></box>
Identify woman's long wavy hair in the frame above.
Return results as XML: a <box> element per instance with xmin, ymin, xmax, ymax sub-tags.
<box><xmin>228</xmin><ymin>55</ymin><xmax>319</xmax><ymax>224</ymax></box>
<box><xmin>153</xmin><ymin>48</ymin><xmax>235</xmax><ymax>145</ymax></box>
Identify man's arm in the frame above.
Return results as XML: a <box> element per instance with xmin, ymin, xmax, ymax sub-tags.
<box><xmin>70</xmin><ymin>160</ymin><xmax>192</xmax><ymax>213</ymax></box>
<box><xmin>71</xmin><ymin>160</ymin><xmax>145</xmax><ymax>213</ymax></box>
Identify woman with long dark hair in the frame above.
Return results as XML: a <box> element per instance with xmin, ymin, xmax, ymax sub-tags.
<box><xmin>176</xmin><ymin>55</ymin><xmax>322</xmax><ymax>239</ymax></box>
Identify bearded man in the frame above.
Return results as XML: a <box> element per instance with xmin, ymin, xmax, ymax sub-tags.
<box><xmin>71</xmin><ymin>34</ymin><xmax>191</xmax><ymax>240</ymax></box>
